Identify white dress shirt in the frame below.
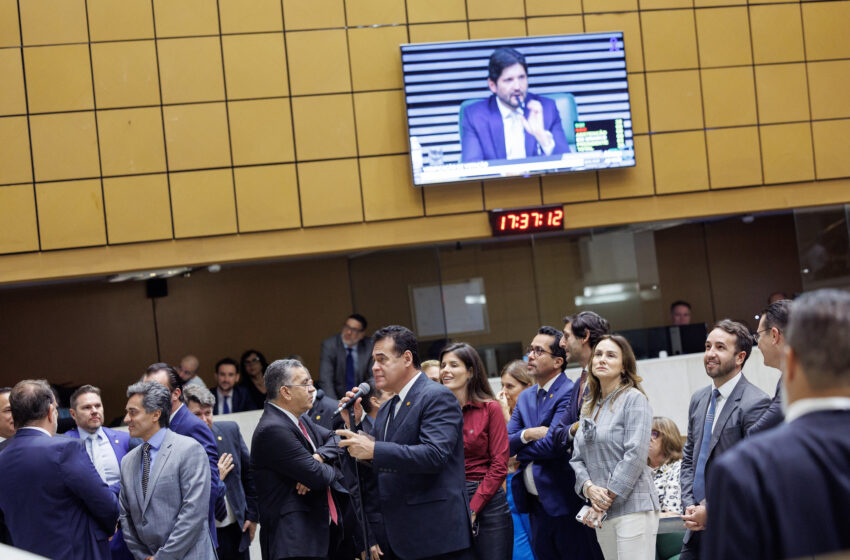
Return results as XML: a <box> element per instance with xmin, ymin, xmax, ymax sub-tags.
<box><xmin>785</xmin><ymin>396</ymin><xmax>850</xmax><ymax>422</ymax></box>
<box><xmin>496</xmin><ymin>98</ymin><xmax>527</xmax><ymax>160</ymax></box>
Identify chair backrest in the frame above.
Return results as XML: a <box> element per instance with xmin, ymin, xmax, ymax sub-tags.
<box><xmin>457</xmin><ymin>93</ymin><xmax>578</xmax><ymax>151</ymax></box>
<box><xmin>656</xmin><ymin>530</ymin><xmax>686</xmax><ymax>560</ymax></box>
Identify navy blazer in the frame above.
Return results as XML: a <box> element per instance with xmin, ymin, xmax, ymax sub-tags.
<box><xmin>705</xmin><ymin>409</ymin><xmax>850</xmax><ymax>559</ymax></box>
<box><xmin>251</xmin><ymin>404</ymin><xmax>346</xmax><ymax>559</ymax></box>
<box><xmin>319</xmin><ymin>334</ymin><xmax>374</xmax><ymax>400</ymax></box>
<box><xmin>747</xmin><ymin>378</ymin><xmax>784</xmax><ymax>435</ymax></box>
<box><xmin>212</xmin><ymin>421</ymin><xmax>258</xmax><ymax>552</ymax></box>
<box><xmin>0</xmin><ymin>429</ymin><xmax>119</xmax><ymax>560</ymax></box>
<box><xmin>460</xmin><ymin>92</ymin><xmax>571</xmax><ymax>163</ymax></box>
<box><xmin>169</xmin><ymin>403</ymin><xmax>227</xmax><ymax>547</ymax></box>
<box><xmin>212</xmin><ymin>384</ymin><xmax>257</xmax><ymax>414</ymax></box>
<box><xmin>66</xmin><ymin>426</ymin><xmax>133</xmax><ymax>560</ymax></box>
<box><xmin>508</xmin><ymin>373</ymin><xmax>579</xmax><ymax>517</ymax></box>
<box><xmin>370</xmin><ymin>374</ymin><xmax>471</xmax><ymax>559</ymax></box>
<box><xmin>309</xmin><ymin>389</ymin><xmax>344</xmax><ymax>430</ymax></box>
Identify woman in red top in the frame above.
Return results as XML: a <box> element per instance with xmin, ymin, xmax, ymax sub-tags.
<box><xmin>440</xmin><ymin>342</ymin><xmax>512</xmax><ymax>560</ymax></box>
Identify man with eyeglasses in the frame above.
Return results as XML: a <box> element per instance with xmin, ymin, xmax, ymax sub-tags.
<box><xmin>507</xmin><ymin>326</ymin><xmax>602</xmax><ymax>560</ymax></box>
<box><xmin>252</xmin><ymin>359</ymin><xmax>348</xmax><ymax>560</ymax></box>
<box><xmin>320</xmin><ymin>314</ymin><xmax>374</xmax><ymax>400</ymax></box>
<box><xmin>748</xmin><ymin>299</ymin><xmax>791</xmax><ymax>435</ymax></box>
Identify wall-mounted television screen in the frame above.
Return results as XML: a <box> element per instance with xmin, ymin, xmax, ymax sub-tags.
<box><xmin>401</xmin><ymin>32</ymin><xmax>635</xmax><ymax>187</ymax></box>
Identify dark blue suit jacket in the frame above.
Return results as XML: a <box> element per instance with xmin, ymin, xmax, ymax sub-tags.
<box><xmin>251</xmin><ymin>404</ymin><xmax>346</xmax><ymax>559</ymax></box>
<box><xmin>212</xmin><ymin>421</ymin><xmax>258</xmax><ymax>552</ymax></box>
<box><xmin>747</xmin><ymin>378</ymin><xmax>784</xmax><ymax>435</ymax></box>
<box><xmin>705</xmin><ymin>409</ymin><xmax>850</xmax><ymax>559</ymax></box>
<box><xmin>66</xmin><ymin>426</ymin><xmax>133</xmax><ymax>560</ymax></box>
<box><xmin>508</xmin><ymin>373</ymin><xmax>580</xmax><ymax>517</ymax></box>
<box><xmin>169</xmin><ymin>403</ymin><xmax>227</xmax><ymax>547</ymax></box>
<box><xmin>370</xmin><ymin>374</ymin><xmax>471</xmax><ymax>559</ymax></box>
<box><xmin>461</xmin><ymin>92</ymin><xmax>571</xmax><ymax>163</ymax></box>
<box><xmin>212</xmin><ymin>385</ymin><xmax>257</xmax><ymax>414</ymax></box>
<box><xmin>0</xmin><ymin>429</ymin><xmax>119</xmax><ymax>560</ymax></box>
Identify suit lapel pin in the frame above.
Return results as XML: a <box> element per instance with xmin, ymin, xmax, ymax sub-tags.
<box><xmin>549</xmin><ymin>394</ymin><xmax>553</xmax><ymax>398</ymax></box>
<box><xmin>217</xmin><ymin>436</ymin><xmax>223</xmax><ymax>441</ymax></box>
<box><xmin>406</xmin><ymin>401</ymin><xmax>411</xmax><ymax>406</ymax></box>
<box><xmin>316</xmin><ymin>415</ymin><xmax>321</xmax><ymax>420</ymax></box>
<box><xmin>114</xmin><ymin>439</ymin><xmax>119</xmax><ymax>444</ymax></box>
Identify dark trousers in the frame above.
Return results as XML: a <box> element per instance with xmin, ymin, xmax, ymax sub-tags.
<box><xmin>528</xmin><ymin>496</ymin><xmax>604</xmax><ymax>560</ymax></box>
<box><xmin>216</xmin><ymin>522</ymin><xmax>249</xmax><ymax>560</ymax></box>
<box><xmin>680</xmin><ymin>530</ymin><xmax>701</xmax><ymax>560</ymax></box>
<box><xmin>380</xmin><ymin>548</ymin><xmax>472</xmax><ymax>560</ymax></box>
<box><xmin>465</xmin><ymin>480</ymin><xmax>513</xmax><ymax>560</ymax></box>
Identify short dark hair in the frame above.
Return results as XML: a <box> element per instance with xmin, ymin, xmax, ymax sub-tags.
<box><xmin>563</xmin><ymin>311</ymin><xmax>611</xmax><ymax>351</ymax></box>
<box><xmin>348</xmin><ymin>313</ymin><xmax>368</xmax><ymax>331</ymax></box>
<box><xmin>9</xmin><ymin>380</ymin><xmax>55</xmax><ymax>430</ymax></box>
<box><xmin>145</xmin><ymin>362</ymin><xmax>184</xmax><ymax>401</ymax></box>
<box><xmin>786</xmin><ymin>289</ymin><xmax>850</xmax><ymax>390</ymax></box>
<box><xmin>670</xmin><ymin>300</ymin><xmax>691</xmax><ymax>312</ymax></box>
<box><xmin>761</xmin><ymin>299</ymin><xmax>791</xmax><ymax>334</ymax></box>
<box><xmin>373</xmin><ymin>325</ymin><xmax>420</xmax><ymax>369</ymax></box>
<box><xmin>488</xmin><ymin>46</ymin><xmax>527</xmax><ymax>83</ymax></box>
<box><xmin>215</xmin><ymin>357</ymin><xmax>239</xmax><ymax>374</ymax></box>
<box><xmin>126</xmin><ymin>381</ymin><xmax>171</xmax><ymax>428</ymax></box>
<box><xmin>440</xmin><ymin>342</ymin><xmax>496</xmax><ymax>403</ymax></box>
<box><xmin>712</xmin><ymin>319</ymin><xmax>753</xmax><ymax>365</ymax></box>
<box><xmin>69</xmin><ymin>385</ymin><xmax>102</xmax><ymax>410</ymax></box>
<box><xmin>240</xmin><ymin>349</ymin><xmax>268</xmax><ymax>376</ymax></box>
<box><xmin>537</xmin><ymin>326</ymin><xmax>567</xmax><ymax>372</ymax></box>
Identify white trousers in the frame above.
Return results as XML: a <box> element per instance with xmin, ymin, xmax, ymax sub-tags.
<box><xmin>596</xmin><ymin>510</ymin><xmax>659</xmax><ymax>560</ymax></box>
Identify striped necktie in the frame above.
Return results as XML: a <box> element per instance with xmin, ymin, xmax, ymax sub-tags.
<box><xmin>141</xmin><ymin>442</ymin><xmax>152</xmax><ymax>497</ymax></box>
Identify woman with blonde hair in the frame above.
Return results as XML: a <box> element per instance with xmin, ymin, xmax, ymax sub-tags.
<box><xmin>647</xmin><ymin>416</ymin><xmax>684</xmax><ymax>515</ymax></box>
<box><xmin>570</xmin><ymin>334</ymin><xmax>660</xmax><ymax>560</ymax></box>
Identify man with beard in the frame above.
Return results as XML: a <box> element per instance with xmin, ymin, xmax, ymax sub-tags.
<box><xmin>461</xmin><ymin>47</ymin><xmax>571</xmax><ymax>163</ymax></box>
<box><xmin>678</xmin><ymin>320</ymin><xmax>770</xmax><ymax>560</ymax></box>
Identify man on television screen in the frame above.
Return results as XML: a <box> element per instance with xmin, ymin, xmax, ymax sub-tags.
<box><xmin>461</xmin><ymin>47</ymin><xmax>571</xmax><ymax>163</ymax></box>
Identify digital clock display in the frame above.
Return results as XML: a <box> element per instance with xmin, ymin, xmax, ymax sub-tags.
<box><xmin>489</xmin><ymin>205</ymin><xmax>565</xmax><ymax>237</ymax></box>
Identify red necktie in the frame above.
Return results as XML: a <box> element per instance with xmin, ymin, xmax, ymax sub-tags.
<box><xmin>298</xmin><ymin>420</ymin><xmax>338</xmax><ymax>524</ymax></box>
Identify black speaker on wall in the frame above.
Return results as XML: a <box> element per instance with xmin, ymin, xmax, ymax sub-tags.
<box><xmin>146</xmin><ymin>278</ymin><xmax>168</xmax><ymax>299</ymax></box>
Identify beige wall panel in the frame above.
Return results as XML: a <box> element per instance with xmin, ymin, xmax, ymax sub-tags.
<box><xmin>406</xmin><ymin>0</ymin><xmax>466</xmax><ymax>23</ymax></box>
<box><xmin>802</xmin><ymin>0</ymin><xmax>850</xmax><ymax>60</ymax></box>
<box><xmin>222</xmin><ymin>33</ymin><xmax>289</xmax><ymax>100</ymax></box>
<box><xmin>282</xmin><ymin>0</ymin><xmax>345</xmax><ymax>30</ymax></box>
<box><xmin>286</xmin><ymin>30</ymin><xmax>351</xmax><ymax>95</ymax></box>
<box><xmin>153</xmin><ymin>0</ymin><xmax>219</xmax><ymax>38</ymax></box>
<box><xmin>0</xmin><ymin>48</ymin><xmax>26</xmax><ymax>116</ymax></box>
<box><xmin>30</xmin><ymin>112</ymin><xmax>100</xmax><ymax>182</ymax></box>
<box><xmin>628</xmin><ymin>73</ymin><xmax>648</xmax><ymax>134</ymax></box>
<box><xmin>0</xmin><ymin>116</ymin><xmax>32</xmax><ymax>185</ymax></box>
<box><xmin>348</xmin><ymin>26</ymin><xmax>408</xmax><ymax>91</ymax></box>
<box><xmin>234</xmin><ymin>164</ymin><xmax>301</xmax><ymax>232</ymax></box>
<box><xmin>36</xmin><ymin>179</ymin><xmax>106</xmax><ymax>250</ymax></box>
<box><xmin>157</xmin><ymin>37</ymin><xmax>225</xmax><ymax>104</ymax></box>
<box><xmin>695</xmin><ymin>6</ymin><xmax>752</xmax><ymax>67</ymax></box>
<box><xmin>219</xmin><ymin>0</ymin><xmax>283</xmax><ymax>34</ymax></box>
<box><xmin>807</xmin><ymin>60</ymin><xmax>850</xmax><ymax>120</ymax></box>
<box><xmin>651</xmin><ymin>131</ymin><xmax>710</xmax><ymax>194</ymax></box>
<box><xmin>469</xmin><ymin>19</ymin><xmax>527</xmax><ymax>40</ymax></box>
<box><xmin>585</xmin><ymin>0</ymin><xmax>637</xmax><ymax>12</ymax></box>
<box><xmin>353</xmin><ymin>91</ymin><xmax>409</xmax><ymax>157</ymax></box>
<box><xmin>291</xmin><ymin>94</ymin><xmax>357</xmax><ymax>161</ymax></box>
<box><xmin>87</xmin><ymin>0</ymin><xmax>155</xmax><ymax>42</ymax></box>
<box><xmin>169</xmin><ymin>169</ymin><xmax>238</xmax><ymax>238</ymax></box>
<box><xmin>228</xmin><ymin>98</ymin><xmax>295</xmax><ymax>166</ymax></box>
<box><xmin>467</xmin><ymin>0</ymin><xmax>524</xmax><ymax>20</ymax></box>
<box><xmin>97</xmin><ymin>107</ymin><xmax>167</xmax><ymax>176</ymax></box>
<box><xmin>812</xmin><ymin>119</ymin><xmax>850</xmax><ymax>180</ymax></box>
<box><xmin>484</xmin><ymin>178</ymin><xmax>542</xmax><ymax>210</ymax></box>
<box><xmin>526</xmin><ymin>0</ymin><xmax>582</xmax><ymax>17</ymax></box>
<box><xmin>20</xmin><ymin>0</ymin><xmax>87</xmax><ymax>45</ymax></box>
<box><xmin>541</xmin><ymin>171</ymin><xmax>598</xmax><ymax>205</ymax></box>
<box><xmin>92</xmin><ymin>41</ymin><xmax>161</xmax><ymax>109</ymax></box>
<box><xmin>360</xmin><ymin>155</ymin><xmax>424</xmax><ymax>221</ymax></box>
<box><xmin>408</xmin><ymin>22</ymin><xmax>469</xmax><ymax>43</ymax></box>
<box><xmin>0</xmin><ymin>185</ymin><xmax>39</xmax><ymax>254</ymax></box>
<box><xmin>103</xmin><ymin>174</ymin><xmax>173</xmax><ymax>244</ymax></box>
<box><xmin>750</xmin><ymin>4</ymin><xmax>805</xmax><ymax>64</ymax></box>
<box><xmin>641</xmin><ymin>10</ymin><xmax>699</xmax><ymax>72</ymax></box>
<box><xmin>599</xmin><ymin>135</ymin><xmax>653</xmax><ymax>199</ymax></box>
<box><xmin>754</xmin><ymin>63</ymin><xmax>810</xmax><ymax>124</ymax></box>
<box><xmin>297</xmin><ymin>159</ymin><xmax>364</xmax><ymax>227</ymax></box>
<box><xmin>0</xmin><ymin>0</ymin><xmax>20</xmax><ymax>48</ymax></box>
<box><xmin>346</xmin><ymin>0</ymin><xmax>407</xmax><ymax>26</ymax></box>
<box><xmin>701</xmin><ymin>67</ymin><xmax>758</xmax><ymax>128</ymax></box>
<box><xmin>163</xmin><ymin>102</ymin><xmax>232</xmax><ymax>171</ymax></box>
<box><xmin>585</xmin><ymin>11</ymin><xmax>643</xmax><ymax>72</ymax></box>
<box><xmin>759</xmin><ymin>123</ymin><xmax>815</xmax><ymax>185</ymax></box>
<box><xmin>646</xmin><ymin>70</ymin><xmax>704</xmax><ymax>132</ymax></box>
<box><xmin>24</xmin><ymin>45</ymin><xmax>93</xmax><ymax>113</ymax></box>
<box><xmin>423</xmin><ymin>183</ymin><xmax>484</xmax><ymax>215</ymax></box>
<box><xmin>706</xmin><ymin>126</ymin><xmax>763</xmax><ymax>189</ymax></box>
<box><xmin>526</xmin><ymin>16</ymin><xmax>584</xmax><ymax>36</ymax></box>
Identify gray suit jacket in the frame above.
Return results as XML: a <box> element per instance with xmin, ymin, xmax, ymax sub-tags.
<box><xmin>119</xmin><ymin>429</ymin><xmax>216</xmax><ymax>560</ymax></box>
<box><xmin>318</xmin><ymin>334</ymin><xmax>373</xmax><ymax>399</ymax></box>
<box><xmin>680</xmin><ymin>374</ymin><xmax>769</xmax><ymax>542</ymax></box>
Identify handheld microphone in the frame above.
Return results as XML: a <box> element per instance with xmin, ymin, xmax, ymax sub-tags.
<box><xmin>333</xmin><ymin>382</ymin><xmax>372</xmax><ymax>416</ymax></box>
<box><xmin>515</xmin><ymin>94</ymin><xmax>526</xmax><ymax>113</ymax></box>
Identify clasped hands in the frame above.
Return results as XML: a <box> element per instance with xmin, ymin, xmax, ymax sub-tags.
<box><xmin>683</xmin><ymin>503</ymin><xmax>707</xmax><ymax>531</ymax></box>
<box><xmin>582</xmin><ymin>483</ymin><xmax>616</xmax><ymax>528</ymax></box>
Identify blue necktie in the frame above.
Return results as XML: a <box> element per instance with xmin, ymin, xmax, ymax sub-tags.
<box><xmin>345</xmin><ymin>347</ymin><xmax>355</xmax><ymax>391</ymax></box>
<box><xmin>536</xmin><ymin>387</ymin><xmax>546</xmax><ymax>425</ymax></box>
<box><xmin>223</xmin><ymin>395</ymin><xmax>230</xmax><ymax>414</ymax></box>
<box><xmin>693</xmin><ymin>388</ymin><xmax>720</xmax><ymax>503</ymax></box>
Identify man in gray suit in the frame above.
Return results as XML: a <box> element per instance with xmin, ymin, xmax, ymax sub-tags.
<box><xmin>319</xmin><ymin>313</ymin><xmax>374</xmax><ymax>399</ymax></box>
<box><xmin>119</xmin><ymin>381</ymin><xmax>215</xmax><ymax>560</ymax></box>
<box><xmin>679</xmin><ymin>319</ymin><xmax>770</xmax><ymax>560</ymax></box>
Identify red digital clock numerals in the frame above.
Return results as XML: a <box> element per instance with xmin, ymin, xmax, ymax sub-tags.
<box><xmin>490</xmin><ymin>206</ymin><xmax>564</xmax><ymax>236</ymax></box>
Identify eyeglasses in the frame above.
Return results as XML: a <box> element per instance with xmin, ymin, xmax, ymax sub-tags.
<box><xmin>342</xmin><ymin>323</ymin><xmax>365</xmax><ymax>333</ymax></box>
<box><xmin>651</xmin><ymin>429</ymin><xmax>659</xmax><ymax>439</ymax></box>
<box><xmin>752</xmin><ymin>329</ymin><xmax>770</xmax><ymax>343</ymax></box>
<box><xmin>284</xmin><ymin>381</ymin><xmax>314</xmax><ymax>388</ymax></box>
<box><xmin>526</xmin><ymin>345</ymin><xmax>555</xmax><ymax>358</ymax></box>
<box><xmin>245</xmin><ymin>357</ymin><xmax>261</xmax><ymax>364</ymax></box>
